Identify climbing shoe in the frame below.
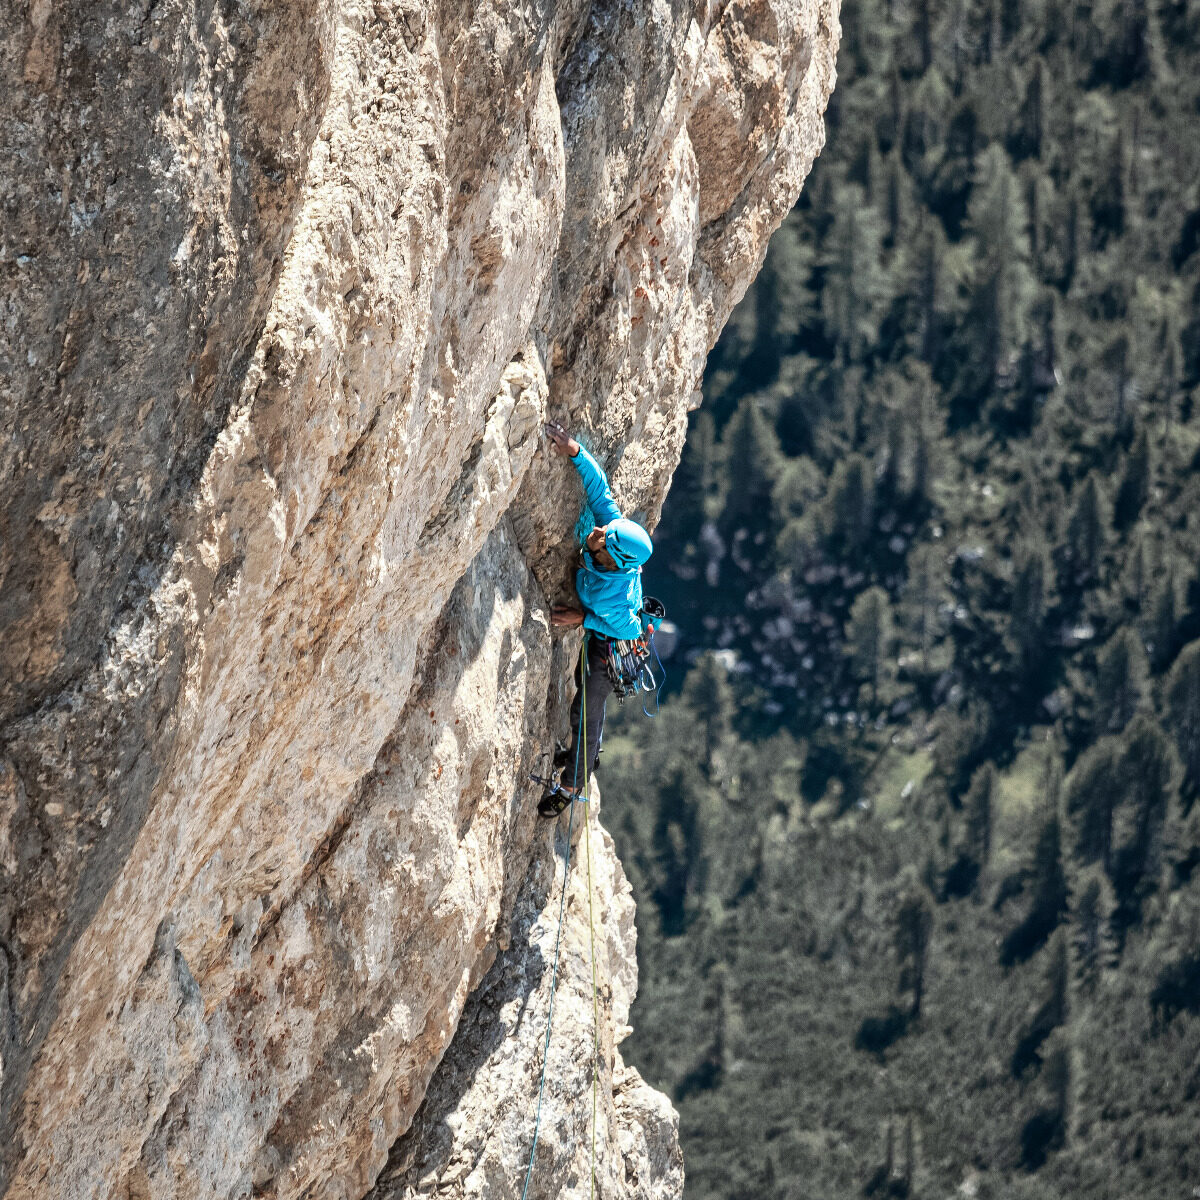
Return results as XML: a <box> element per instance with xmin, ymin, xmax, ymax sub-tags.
<box><xmin>538</xmin><ymin>789</ymin><xmax>574</xmax><ymax>819</ymax></box>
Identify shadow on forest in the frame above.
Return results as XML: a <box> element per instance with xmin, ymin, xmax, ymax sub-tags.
<box><xmin>854</xmin><ymin>1004</ymin><xmax>911</xmax><ymax>1060</ymax></box>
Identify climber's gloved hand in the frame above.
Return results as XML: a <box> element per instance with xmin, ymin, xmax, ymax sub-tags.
<box><xmin>545</xmin><ymin>422</ymin><xmax>580</xmax><ymax>457</ymax></box>
<box><xmin>550</xmin><ymin>606</ymin><xmax>585</xmax><ymax>628</ymax></box>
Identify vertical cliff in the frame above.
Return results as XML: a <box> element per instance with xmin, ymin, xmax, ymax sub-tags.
<box><xmin>0</xmin><ymin>1</ymin><xmax>838</xmax><ymax>1196</ymax></box>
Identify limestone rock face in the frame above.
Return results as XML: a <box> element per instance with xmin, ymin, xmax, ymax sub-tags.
<box><xmin>0</xmin><ymin>1</ymin><xmax>837</xmax><ymax>1197</ymax></box>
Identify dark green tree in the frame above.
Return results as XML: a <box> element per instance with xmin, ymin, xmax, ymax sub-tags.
<box><xmin>1165</xmin><ymin>640</ymin><xmax>1200</xmax><ymax>802</ymax></box>
<box><xmin>1067</xmin><ymin>737</ymin><xmax>1124</xmax><ymax>874</ymax></box>
<box><xmin>956</xmin><ymin>144</ymin><xmax>1037</xmax><ymax>411</ymax></box>
<box><xmin>1002</xmin><ymin>754</ymin><xmax>1069</xmax><ymax>964</ymax></box>
<box><xmin>821</xmin><ymin>184</ymin><xmax>888</xmax><ymax>363</ymax></box>
<box><xmin>749</xmin><ymin>220</ymin><xmax>815</xmax><ymax>384</ymax></box>
<box><xmin>682</xmin><ymin>653</ymin><xmax>736</xmax><ymax>781</ymax></box>
<box><xmin>1010</xmin><ymin>59</ymin><xmax>1050</xmax><ymax>161</ymax></box>
<box><xmin>717</xmin><ymin>399</ymin><xmax>783</xmax><ymax>567</ymax></box>
<box><xmin>1111</xmin><ymin>716</ymin><xmax>1181</xmax><ymax>920</ymax></box>
<box><xmin>1118</xmin><ymin>526</ymin><xmax>1154</xmax><ymax>615</ymax></box>
<box><xmin>1062</xmin><ymin>473</ymin><xmax>1109</xmax><ymax>588</ymax></box>
<box><xmin>678</xmin><ymin>962</ymin><xmax>743</xmax><ymax>1097</ymax></box>
<box><xmin>1012</xmin><ymin>931</ymin><xmax>1070</xmax><ymax>1077</ymax></box>
<box><xmin>824</xmin><ymin>453</ymin><xmax>875</xmax><ymax>555</ymax></box>
<box><xmin>962</xmin><ymin>761</ymin><xmax>998</xmax><ymax>894</ymax></box>
<box><xmin>1114</xmin><ymin>428</ymin><xmax>1152</xmax><ymax>528</ymax></box>
<box><xmin>1007</xmin><ymin>535</ymin><xmax>1053</xmax><ymax>674</ymax></box>
<box><xmin>650</xmin><ymin>759</ymin><xmax>714</xmax><ymax>936</ymax></box>
<box><xmin>665</xmin><ymin>410</ymin><xmax>720</xmax><ymax>554</ymax></box>
<box><xmin>901</xmin><ymin>543</ymin><xmax>948</xmax><ymax>673</ymax></box>
<box><xmin>895</xmin><ymin>869</ymin><xmax>936</xmax><ymax>1019</ymax></box>
<box><xmin>1072</xmin><ymin>864</ymin><xmax>1117</xmax><ymax>986</ymax></box>
<box><xmin>846</xmin><ymin>586</ymin><xmax>896</xmax><ymax>708</ymax></box>
<box><xmin>1146</xmin><ymin>568</ymin><xmax>1179</xmax><ymax>670</ymax></box>
<box><xmin>1020</xmin><ymin>1026</ymin><xmax>1073</xmax><ymax>1167</ymax></box>
<box><xmin>1093</xmin><ymin>627</ymin><xmax>1149</xmax><ymax>734</ymax></box>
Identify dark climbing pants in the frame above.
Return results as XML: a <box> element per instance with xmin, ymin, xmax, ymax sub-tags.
<box><xmin>563</xmin><ymin>635</ymin><xmax>613</xmax><ymax>792</ymax></box>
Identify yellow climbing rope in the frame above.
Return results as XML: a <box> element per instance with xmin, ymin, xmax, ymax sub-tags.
<box><xmin>520</xmin><ymin>634</ymin><xmax>603</xmax><ymax>1199</ymax></box>
<box><xmin>581</xmin><ymin>640</ymin><xmax>601</xmax><ymax>1200</ymax></box>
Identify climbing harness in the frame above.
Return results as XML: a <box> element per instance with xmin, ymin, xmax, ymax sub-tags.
<box><xmin>521</xmin><ymin>636</ymin><xmax>603</xmax><ymax>1200</ymax></box>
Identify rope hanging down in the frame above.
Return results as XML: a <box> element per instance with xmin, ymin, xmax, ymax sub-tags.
<box><xmin>583</xmin><ymin>654</ymin><xmax>601</xmax><ymax>1200</ymax></box>
<box><xmin>520</xmin><ymin>635</ymin><xmax>603</xmax><ymax>1200</ymax></box>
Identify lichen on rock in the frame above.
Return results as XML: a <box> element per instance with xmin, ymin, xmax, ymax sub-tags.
<box><xmin>0</xmin><ymin>0</ymin><xmax>838</xmax><ymax>1196</ymax></box>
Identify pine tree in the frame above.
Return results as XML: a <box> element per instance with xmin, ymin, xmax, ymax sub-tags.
<box><xmin>717</xmin><ymin>398</ymin><xmax>783</xmax><ymax>565</ymax></box>
<box><xmin>824</xmin><ymin>453</ymin><xmax>876</xmax><ymax>555</ymax></box>
<box><xmin>913</xmin><ymin>0</ymin><xmax>933</xmax><ymax>70</ymax></box>
<box><xmin>901</xmin><ymin>543</ymin><xmax>947</xmax><ymax>672</ymax></box>
<box><xmin>1129</xmin><ymin>278</ymin><xmax>1184</xmax><ymax>409</ymax></box>
<box><xmin>1008</xmin><ymin>535</ymin><xmax>1053</xmax><ymax>674</ymax></box>
<box><xmin>895</xmin><ymin>215</ymin><xmax>955</xmax><ymax>366</ymax></box>
<box><xmin>1067</xmin><ymin>737</ymin><xmax>1124</xmax><ymax>874</ymax></box>
<box><xmin>1095</xmin><ymin>0</ymin><xmax>1170</xmax><ymax>85</ymax></box>
<box><xmin>847</xmin><ymin>586</ymin><xmax>896</xmax><ymax>708</ymax></box>
<box><xmin>1021</xmin><ymin>1025</ymin><xmax>1073</xmax><ymax>1167</ymax></box>
<box><xmin>1119</xmin><ymin>526</ymin><xmax>1154</xmax><ymax>615</ymax></box>
<box><xmin>679</xmin><ymin>962</ymin><xmax>743</xmax><ymax>1095</ymax></box>
<box><xmin>682</xmin><ymin>653</ymin><xmax>735</xmax><ymax>780</ymax></box>
<box><xmin>958</xmin><ymin>144</ymin><xmax>1037</xmax><ymax>408</ymax></box>
<box><xmin>1011</xmin><ymin>60</ymin><xmax>1050</xmax><ymax>161</ymax></box>
<box><xmin>1164</xmin><ymin>639</ymin><xmax>1200</xmax><ymax>800</ymax></box>
<box><xmin>962</xmin><ymin>761</ymin><xmax>997</xmax><ymax>893</ymax></box>
<box><xmin>895</xmin><ymin>869</ymin><xmax>935</xmax><ymax>1018</ymax></box>
<box><xmin>651</xmin><ymin>759</ymin><xmax>711</xmax><ymax>936</ymax></box>
<box><xmin>1062</xmin><ymin>472</ymin><xmax>1110</xmax><ymax>587</ymax></box>
<box><xmin>900</xmin><ymin>367</ymin><xmax>944</xmax><ymax>508</ymax></box>
<box><xmin>1013</xmin><ymin>931</ymin><xmax>1070</xmax><ymax>1077</ymax></box>
<box><xmin>1111</xmin><ymin>715</ymin><xmax>1180</xmax><ymax>921</ymax></box>
<box><xmin>882</xmin><ymin>152</ymin><xmax>913</xmax><ymax>250</ymax></box>
<box><xmin>749</xmin><ymin>219</ymin><xmax>814</xmax><ymax>383</ymax></box>
<box><xmin>1092</xmin><ymin>127</ymin><xmax>1127</xmax><ymax>246</ymax></box>
<box><xmin>1072</xmin><ymin>864</ymin><xmax>1117</xmax><ymax>985</ymax></box>
<box><xmin>821</xmin><ymin>184</ymin><xmax>888</xmax><ymax>364</ymax></box>
<box><xmin>902</xmin><ymin>68</ymin><xmax>952</xmax><ymax>182</ymax></box>
<box><xmin>1114</xmin><ymin>429</ymin><xmax>1152</xmax><ymax>529</ymax></box>
<box><xmin>1093</xmin><ymin>626</ymin><xmax>1149</xmax><ymax>734</ymax></box>
<box><xmin>1002</xmin><ymin>753</ymin><xmax>1069</xmax><ymax>964</ymax></box>
<box><xmin>1146</xmin><ymin>568</ymin><xmax>1179</xmax><ymax>669</ymax></box>
<box><xmin>665</xmin><ymin>411</ymin><xmax>719</xmax><ymax>552</ymax></box>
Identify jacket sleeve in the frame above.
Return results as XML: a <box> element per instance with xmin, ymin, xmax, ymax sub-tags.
<box><xmin>570</xmin><ymin>446</ymin><xmax>622</xmax><ymax>526</ymax></box>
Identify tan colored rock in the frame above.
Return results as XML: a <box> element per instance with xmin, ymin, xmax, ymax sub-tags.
<box><xmin>370</xmin><ymin>799</ymin><xmax>684</xmax><ymax>1200</ymax></box>
<box><xmin>0</xmin><ymin>0</ymin><xmax>837</xmax><ymax>1196</ymax></box>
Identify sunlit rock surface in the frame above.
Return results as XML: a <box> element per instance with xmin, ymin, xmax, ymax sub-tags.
<box><xmin>0</xmin><ymin>1</ymin><xmax>837</xmax><ymax>1196</ymax></box>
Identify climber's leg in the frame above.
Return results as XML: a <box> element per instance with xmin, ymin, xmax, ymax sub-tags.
<box><xmin>561</xmin><ymin>636</ymin><xmax>613</xmax><ymax>794</ymax></box>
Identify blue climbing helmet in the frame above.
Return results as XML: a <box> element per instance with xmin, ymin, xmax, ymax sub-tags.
<box><xmin>604</xmin><ymin>518</ymin><xmax>653</xmax><ymax>568</ymax></box>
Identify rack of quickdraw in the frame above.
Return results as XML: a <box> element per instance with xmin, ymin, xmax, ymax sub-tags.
<box><xmin>602</xmin><ymin>635</ymin><xmax>659</xmax><ymax>700</ymax></box>
<box><xmin>601</xmin><ymin>596</ymin><xmax>667</xmax><ymax>715</ymax></box>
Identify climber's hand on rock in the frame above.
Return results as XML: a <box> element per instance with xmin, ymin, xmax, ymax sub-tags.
<box><xmin>551</xmin><ymin>607</ymin><xmax>585</xmax><ymax>628</ymax></box>
<box><xmin>545</xmin><ymin>422</ymin><xmax>579</xmax><ymax>457</ymax></box>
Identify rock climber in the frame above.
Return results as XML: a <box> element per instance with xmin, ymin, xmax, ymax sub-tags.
<box><xmin>539</xmin><ymin>420</ymin><xmax>655</xmax><ymax>818</ymax></box>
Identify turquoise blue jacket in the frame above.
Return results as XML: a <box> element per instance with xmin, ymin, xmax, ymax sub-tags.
<box><xmin>571</xmin><ymin>447</ymin><xmax>645</xmax><ymax>641</ymax></box>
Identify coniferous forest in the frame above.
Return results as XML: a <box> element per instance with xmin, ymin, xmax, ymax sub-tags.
<box><xmin>603</xmin><ymin>0</ymin><xmax>1200</xmax><ymax>1195</ymax></box>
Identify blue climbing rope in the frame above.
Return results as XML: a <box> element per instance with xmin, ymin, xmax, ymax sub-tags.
<box><xmin>641</xmin><ymin>631</ymin><xmax>666</xmax><ymax>719</ymax></box>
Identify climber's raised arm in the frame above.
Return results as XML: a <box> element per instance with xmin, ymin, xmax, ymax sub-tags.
<box><xmin>545</xmin><ymin>421</ymin><xmax>621</xmax><ymax>526</ymax></box>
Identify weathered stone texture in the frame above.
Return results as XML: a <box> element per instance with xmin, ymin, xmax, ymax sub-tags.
<box><xmin>0</xmin><ymin>0</ymin><xmax>837</xmax><ymax>1196</ymax></box>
